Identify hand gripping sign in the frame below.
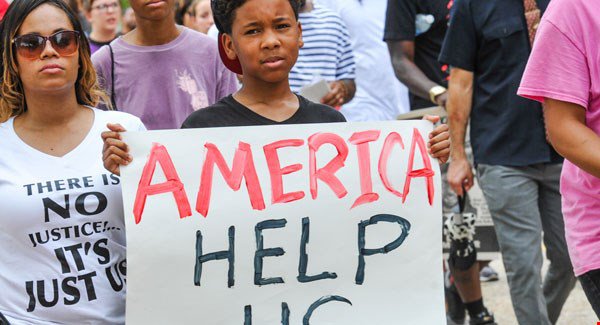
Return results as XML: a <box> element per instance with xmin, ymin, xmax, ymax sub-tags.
<box><xmin>120</xmin><ymin>121</ymin><xmax>444</xmax><ymax>324</ymax></box>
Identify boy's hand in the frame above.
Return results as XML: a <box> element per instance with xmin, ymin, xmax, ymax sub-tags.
<box><xmin>101</xmin><ymin>123</ymin><xmax>132</xmax><ymax>176</ymax></box>
<box><xmin>321</xmin><ymin>80</ymin><xmax>347</xmax><ymax>107</ymax></box>
<box><xmin>423</xmin><ymin>115</ymin><xmax>450</xmax><ymax>164</ymax></box>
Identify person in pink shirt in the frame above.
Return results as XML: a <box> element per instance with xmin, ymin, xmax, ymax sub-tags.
<box><xmin>518</xmin><ymin>0</ymin><xmax>600</xmax><ymax>317</ymax></box>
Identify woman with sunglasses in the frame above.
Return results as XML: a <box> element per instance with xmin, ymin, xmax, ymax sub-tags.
<box><xmin>0</xmin><ymin>0</ymin><xmax>144</xmax><ymax>323</ymax></box>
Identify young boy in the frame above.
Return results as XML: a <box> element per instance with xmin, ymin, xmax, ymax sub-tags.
<box><xmin>181</xmin><ymin>0</ymin><xmax>345</xmax><ymax>128</ymax></box>
<box><xmin>92</xmin><ymin>0</ymin><xmax>238</xmax><ymax>130</ymax></box>
<box><xmin>102</xmin><ymin>0</ymin><xmax>449</xmax><ymax>175</ymax></box>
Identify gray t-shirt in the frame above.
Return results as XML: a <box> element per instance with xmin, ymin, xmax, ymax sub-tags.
<box><xmin>92</xmin><ymin>27</ymin><xmax>238</xmax><ymax>130</ymax></box>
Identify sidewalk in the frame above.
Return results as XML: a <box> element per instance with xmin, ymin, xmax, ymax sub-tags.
<box><xmin>482</xmin><ymin>259</ymin><xmax>597</xmax><ymax>324</ymax></box>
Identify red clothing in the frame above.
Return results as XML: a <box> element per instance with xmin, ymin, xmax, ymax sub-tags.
<box><xmin>0</xmin><ymin>0</ymin><xmax>9</xmax><ymax>20</ymax></box>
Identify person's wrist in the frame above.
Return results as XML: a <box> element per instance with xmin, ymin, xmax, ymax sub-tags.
<box><xmin>429</xmin><ymin>85</ymin><xmax>447</xmax><ymax>105</ymax></box>
<box><xmin>338</xmin><ymin>80</ymin><xmax>348</xmax><ymax>103</ymax></box>
<box><xmin>435</xmin><ymin>92</ymin><xmax>448</xmax><ymax>107</ymax></box>
<box><xmin>450</xmin><ymin>148</ymin><xmax>467</xmax><ymax>161</ymax></box>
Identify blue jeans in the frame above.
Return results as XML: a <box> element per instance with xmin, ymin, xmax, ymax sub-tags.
<box><xmin>579</xmin><ymin>268</ymin><xmax>600</xmax><ymax>318</ymax></box>
<box><xmin>476</xmin><ymin>163</ymin><xmax>576</xmax><ymax>325</ymax></box>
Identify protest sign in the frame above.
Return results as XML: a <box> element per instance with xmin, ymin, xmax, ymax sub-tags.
<box><xmin>120</xmin><ymin>121</ymin><xmax>444</xmax><ymax>324</ymax></box>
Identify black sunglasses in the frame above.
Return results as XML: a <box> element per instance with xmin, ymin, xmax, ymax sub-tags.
<box><xmin>12</xmin><ymin>30</ymin><xmax>80</xmax><ymax>60</ymax></box>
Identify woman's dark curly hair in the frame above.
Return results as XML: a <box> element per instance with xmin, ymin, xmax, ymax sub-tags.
<box><xmin>211</xmin><ymin>0</ymin><xmax>301</xmax><ymax>34</ymax></box>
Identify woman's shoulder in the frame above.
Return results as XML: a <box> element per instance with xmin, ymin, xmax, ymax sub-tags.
<box><xmin>91</xmin><ymin>107</ymin><xmax>146</xmax><ymax>131</ymax></box>
<box><xmin>0</xmin><ymin>116</ymin><xmax>15</xmax><ymax>133</ymax></box>
<box><xmin>0</xmin><ymin>121</ymin><xmax>11</xmax><ymax>142</ymax></box>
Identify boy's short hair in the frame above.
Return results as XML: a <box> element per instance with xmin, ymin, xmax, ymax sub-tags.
<box><xmin>211</xmin><ymin>0</ymin><xmax>300</xmax><ymax>34</ymax></box>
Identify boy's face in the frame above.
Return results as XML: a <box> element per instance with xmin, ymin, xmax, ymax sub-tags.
<box><xmin>223</xmin><ymin>0</ymin><xmax>303</xmax><ymax>82</ymax></box>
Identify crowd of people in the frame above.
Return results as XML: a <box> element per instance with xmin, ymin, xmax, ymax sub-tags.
<box><xmin>0</xmin><ymin>0</ymin><xmax>598</xmax><ymax>324</ymax></box>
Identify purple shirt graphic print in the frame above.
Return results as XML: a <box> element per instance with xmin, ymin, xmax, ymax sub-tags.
<box><xmin>176</xmin><ymin>69</ymin><xmax>209</xmax><ymax>110</ymax></box>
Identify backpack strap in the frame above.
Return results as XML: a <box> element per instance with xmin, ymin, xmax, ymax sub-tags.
<box><xmin>108</xmin><ymin>43</ymin><xmax>117</xmax><ymax>110</ymax></box>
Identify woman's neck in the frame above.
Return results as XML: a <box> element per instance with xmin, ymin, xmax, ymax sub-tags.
<box><xmin>14</xmin><ymin>90</ymin><xmax>94</xmax><ymax>158</ymax></box>
<box><xmin>18</xmin><ymin>90</ymin><xmax>81</xmax><ymax>127</ymax></box>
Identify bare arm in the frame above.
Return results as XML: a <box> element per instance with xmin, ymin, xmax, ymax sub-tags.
<box><xmin>387</xmin><ymin>40</ymin><xmax>447</xmax><ymax>106</ymax></box>
<box><xmin>446</xmin><ymin>68</ymin><xmax>474</xmax><ymax>196</ymax></box>
<box><xmin>544</xmin><ymin>98</ymin><xmax>600</xmax><ymax>178</ymax></box>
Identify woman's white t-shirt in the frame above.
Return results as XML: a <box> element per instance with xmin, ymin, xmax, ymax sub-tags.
<box><xmin>0</xmin><ymin>108</ymin><xmax>145</xmax><ymax>324</ymax></box>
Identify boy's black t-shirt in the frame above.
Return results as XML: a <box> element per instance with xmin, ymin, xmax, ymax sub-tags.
<box><xmin>181</xmin><ymin>94</ymin><xmax>346</xmax><ymax>128</ymax></box>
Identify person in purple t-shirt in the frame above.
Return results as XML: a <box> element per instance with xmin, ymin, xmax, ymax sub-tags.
<box><xmin>92</xmin><ymin>0</ymin><xmax>238</xmax><ymax>130</ymax></box>
<box><xmin>83</xmin><ymin>0</ymin><xmax>120</xmax><ymax>54</ymax></box>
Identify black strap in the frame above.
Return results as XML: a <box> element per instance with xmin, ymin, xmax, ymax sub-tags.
<box><xmin>457</xmin><ymin>185</ymin><xmax>467</xmax><ymax>213</ymax></box>
<box><xmin>108</xmin><ymin>44</ymin><xmax>117</xmax><ymax>110</ymax></box>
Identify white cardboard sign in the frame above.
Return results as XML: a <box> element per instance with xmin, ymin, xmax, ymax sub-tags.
<box><xmin>120</xmin><ymin>121</ymin><xmax>444</xmax><ymax>324</ymax></box>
